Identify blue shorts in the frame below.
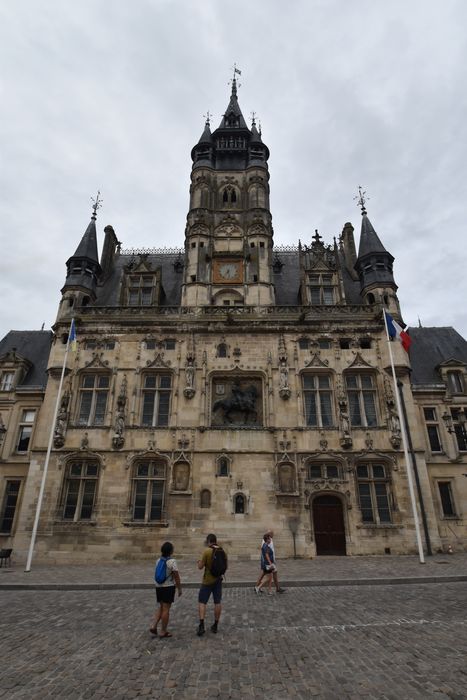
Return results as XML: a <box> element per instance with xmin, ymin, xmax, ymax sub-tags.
<box><xmin>198</xmin><ymin>578</ymin><xmax>222</xmax><ymax>605</ymax></box>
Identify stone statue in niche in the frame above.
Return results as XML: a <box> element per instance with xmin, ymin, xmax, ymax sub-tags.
<box><xmin>113</xmin><ymin>376</ymin><xmax>127</xmax><ymax>449</ymax></box>
<box><xmin>388</xmin><ymin>407</ymin><xmax>402</xmax><ymax>448</ymax></box>
<box><xmin>278</xmin><ymin>463</ymin><xmax>295</xmax><ymax>493</ymax></box>
<box><xmin>339</xmin><ymin>401</ymin><xmax>353</xmax><ymax>449</ymax></box>
<box><xmin>173</xmin><ymin>462</ymin><xmax>190</xmax><ymax>491</ymax></box>
<box><xmin>278</xmin><ymin>358</ymin><xmax>291</xmax><ymax>399</ymax></box>
<box><xmin>184</xmin><ymin>356</ymin><xmax>195</xmax><ymax>399</ymax></box>
<box><xmin>53</xmin><ymin>391</ymin><xmax>70</xmax><ymax>448</ymax></box>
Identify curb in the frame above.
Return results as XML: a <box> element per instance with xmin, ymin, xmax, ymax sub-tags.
<box><xmin>1</xmin><ymin>575</ymin><xmax>466</xmax><ymax>591</ymax></box>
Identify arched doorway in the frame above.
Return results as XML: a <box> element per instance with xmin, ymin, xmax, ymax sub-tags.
<box><xmin>312</xmin><ymin>494</ymin><xmax>346</xmax><ymax>555</ymax></box>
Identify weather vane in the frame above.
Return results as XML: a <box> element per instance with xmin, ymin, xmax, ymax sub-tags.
<box><xmin>354</xmin><ymin>185</ymin><xmax>368</xmax><ymax>215</ymax></box>
<box><xmin>91</xmin><ymin>191</ymin><xmax>103</xmax><ymax>219</ymax></box>
<box><xmin>229</xmin><ymin>63</ymin><xmax>242</xmax><ymax>90</ymax></box>
<box><xmin>251</xmin><ymin>111</ymin><xmax>256</xmax><ymax>126</ymax></box>
<box><xmin>203</xmin><ymin>110</ymin><xmax>212</xmax><ymax>126</ymax></box>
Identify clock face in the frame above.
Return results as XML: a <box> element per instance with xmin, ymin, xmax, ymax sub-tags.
<box><xmin>219</xmin><ymin>263</ymin><xmax>239</xmax><ymax>280</ymax></box>
<box><xmin>213</xmin><ymin>260</ymin><xmax>243</xmax><ymax>284</ymax></box>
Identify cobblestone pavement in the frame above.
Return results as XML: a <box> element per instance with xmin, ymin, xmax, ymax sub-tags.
<box><xmin>1</xmin><ymin>553</ymin><xmax>467</xmax><ymax>588</ymax></box>
<box><xmin>1</xmin><ymin>583</ymin><xmax>466</xmax><ymax>699</ymax></box>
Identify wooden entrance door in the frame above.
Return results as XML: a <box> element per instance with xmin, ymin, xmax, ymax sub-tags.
<box><xmin>312</xmin><ymin>495</ymin><xmax>346</xmax><ymax>555</ymax></box>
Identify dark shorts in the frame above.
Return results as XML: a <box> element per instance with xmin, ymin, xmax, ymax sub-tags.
<box><xmin>198</xmin><ymin>578</ymin><xmax>222</xmax><ymax>605</ymax></box>
<box><xmin>156</xmin><ymin>585</ymin><xmax>175</xmax><ymax>604</ymax></box>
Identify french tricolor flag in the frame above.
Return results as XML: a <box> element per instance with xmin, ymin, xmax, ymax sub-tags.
<box><xmin>384</xmin><ymin>311</ymin><xmax>411</xmax><ymax>352</ymax></box>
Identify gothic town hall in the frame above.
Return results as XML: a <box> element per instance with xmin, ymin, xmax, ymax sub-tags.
<box><xmin>1</xmin><ymin>78</ymin><xmax>467</xmax><ymax>562</ymax></box>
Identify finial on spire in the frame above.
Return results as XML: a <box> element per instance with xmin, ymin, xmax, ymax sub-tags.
<box><xmin>203</xmin><ymin>110</ymin><xmax>212</xmax><ymax>127</ymax></box>
<box><xmin>354</xmin><ymin>185</ymin><xmax>369</xmax><ymax>215</ymax></box>
<box><xmin>91</xmin><ymin>191</ymin><xmax>103</xmax><ymax>220</ymax></box>
<box><xmin>251</xmin><ymin>111</ymin><xmax>256</xmax><ymax>127</ymax></box>
<box><xmin>258</xmin><ymin>120</ymin><xmax>262</xmax><ymax>137</ymax></box>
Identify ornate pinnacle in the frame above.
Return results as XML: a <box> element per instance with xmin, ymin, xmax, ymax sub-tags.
<box><xmin>203</xmin><ymin>111</ymin><xmax>212</xmax><ymax>127</ymax></box>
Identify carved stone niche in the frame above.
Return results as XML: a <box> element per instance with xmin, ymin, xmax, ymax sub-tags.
<box><xmin>276</xmin><ymin>462</ymin><xmax>298</xmax><ymax>495</ymax></box>
<box><xmin>171</xmin><ymin>460</ymin><xmax>191</xmax><ymax>493</ymax></box>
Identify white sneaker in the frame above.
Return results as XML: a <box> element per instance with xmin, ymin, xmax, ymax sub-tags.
<box><xmin>254</xmin><ymin>586</ymin><xmax>260</xmax><ymax>594</ymax></box>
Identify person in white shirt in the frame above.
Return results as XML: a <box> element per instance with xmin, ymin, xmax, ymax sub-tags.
<box><xmin>254</xmin><ymin>529</ymin><xmax>286</xmax><ymax>593</ymax></box>
<box><xmin>151</xmin><ymin>541</ymin><xmax>182</xmax><ymax>638</ymax></box>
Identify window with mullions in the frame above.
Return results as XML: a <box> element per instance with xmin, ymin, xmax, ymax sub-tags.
<box><xmin>303</xmin><ymin>374</ymin><xmax>334</xmax><ymax>427</ymax></box>
<box><xmin>306</xmin><ymin>463</ymin><xmax>340</xmax><ymax>480</ymax></box>
<box><xmin>423</xmin><ymin>407</ymin><xmax>442</xmax><ymax>452</ymax></box>
<box><xmin>308</xmin><ymin>273</ymin><xmax>336</xmax><ymax>305</ymax></box>
<box><xmin>127</xmin><ymin>274</ymin><xmax>158</xmax><ymax>306</ymax></box>
<box><xmin>451</xmin><ymin>408</ymin><xmax>467</xmax><ymax>451</ymax></box>
<box><xmin>78</xmin><ymin>375</ymin><xmax>110</xmax><ymax>426</ymax></box>
<box><xmin>0</xmin><ymin>480</ymin><xmax>21</xmax><ymax>533</ymax></box>
<box><xmin>131</xmin><ymin>460</ymin><xmax>166</xmax><ymax>521</ymax></box>
<box><xmin>346</xmin><ymin>373</ymin><xmax>378</xmax><ymax>427</ymax></box>
<box><xmin>357</xmin><ymin>463</ymin><xmax>392</xmax><ymax>524</ymax></box>
<box><xmin>16</xmin><ymin>409</ymin><xmax>36</xmax><ymax>452</ymax></box>
<box><xmin>62</xmin><ymin>462</ymin><xmax>99</xmax><ymax>521</ymax></box>
<box><xmin>141</xmin><ymin>374</ymin><xmax>172</xmax><ymax>427</ymax></box>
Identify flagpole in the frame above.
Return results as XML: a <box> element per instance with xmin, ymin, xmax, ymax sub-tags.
<box><xmin>25</xmin><ymin>319</ymin><xmax>74</xmax><ymax>572</ymax></box>
<box><xmin>383</xmin><ymin>310</ymin><xmax>425</xmax><ymax>564</ymax></box>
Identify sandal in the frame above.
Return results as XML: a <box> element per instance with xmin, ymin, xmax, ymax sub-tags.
<box><xmin>159</xmin><ymin>631</ymin><xmax>172</xmax><ymax>638</ymax></box>
<box><xmin>149</xmin><ymin>626</ymin><xmax>158</xmax><ymax>635</ymax></box>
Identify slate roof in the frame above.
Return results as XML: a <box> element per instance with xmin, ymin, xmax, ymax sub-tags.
<box><xmin>408</xmin><ymin>327</ymin><xmax>467</xmax><ymax>386</ymax></box>
<box><xmin>0</xmin><ymin>330</ymin><xmax>52</xmax><ymax>389</ymax></box>
<box><xmin>71</xmin><ymin>218</ymin><xmax>99</xmax><ymax>263</ymax></box>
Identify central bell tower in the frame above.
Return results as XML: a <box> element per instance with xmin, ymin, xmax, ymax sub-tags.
<box><xmin>182</xmin><ymin>75</ymin><xmax>275</xmax><ymax>308</ymax></box>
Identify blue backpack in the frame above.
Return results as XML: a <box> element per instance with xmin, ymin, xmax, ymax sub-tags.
<box><xmin>155</xmin><ymin>556</ymin><xmax>170</xmax><ymax>585</ymax></box>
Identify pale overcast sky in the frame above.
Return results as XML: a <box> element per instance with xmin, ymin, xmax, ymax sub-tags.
<box><xmin>0</xmin><ymin>0</ymin><xmax>466</xmax><ymax>339</ymax></box>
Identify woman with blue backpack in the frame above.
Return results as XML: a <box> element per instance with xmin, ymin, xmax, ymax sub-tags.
<box><xmin>150</xmin><ymin>541</ymin><xmax>182</xmax><ymax>638</ymax></box>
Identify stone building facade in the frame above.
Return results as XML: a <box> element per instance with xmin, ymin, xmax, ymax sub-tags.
<box><xmin>4</xmin><ymin>79</ymin><xmax>467</xmax><ymax>562</ymax></box>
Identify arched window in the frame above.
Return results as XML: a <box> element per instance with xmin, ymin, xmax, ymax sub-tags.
<box><xmin>234</xmin><ymin>493</ymin><xmax>245</xmax><ymax>514</ymax></box>
<box><xmin>367</xmin><ymin>293</ymin><xmax>375</xmax><ymax>305</ymax></box>
<box><xmin>131</xmin><ymin>459</ymin><xmax>166</xmax><ymax>522</ymax></box>
<box><xmin>223</xmin><ymin>189</ymin><xmax>229</xmax><ymax>203</ymax></box>
<box><xmin>62</xmin><ymin>459</ymin><xmax>100</xmax><ymax>521</ymax></box>
<box><xmin>230</xmin><ymin>189</ymin><xmax>237</xmax><ymax>203</ymax></box>
<box><xmin>217</xmin><ymin>343</ymin><xmax>228</xmax><ymax>358</ymax></box>
<box><xmin>200</xmin><ymin>489</ymin><xmax>211</xmax><ymax>508</ymax></box>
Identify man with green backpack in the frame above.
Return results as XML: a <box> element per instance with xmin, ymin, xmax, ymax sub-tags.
<box><xmin>196</xmin><ymin>533</ymin><xmax>228</xmax><ymax>637</ymax></box>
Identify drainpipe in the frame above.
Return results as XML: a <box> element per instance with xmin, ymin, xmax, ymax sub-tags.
<box><xmin>397</xmin><ymin>380</ymin><xmax>432</xmax><ymax>556</ymax></box>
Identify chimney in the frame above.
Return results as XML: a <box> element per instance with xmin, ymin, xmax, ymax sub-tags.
<box><xmin>100</xmin><ymin>225</ymin><xmax>119</xmax><ymax>279</ymax></box>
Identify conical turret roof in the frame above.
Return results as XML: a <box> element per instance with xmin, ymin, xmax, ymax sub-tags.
<box><xmin>216</xmin><ymin>77</ymin><xmax>249</xmax><ymax>130</ymax></box>
<box><xmin>357</xmin><ymin>213</ymin><xmax>389</xmax><ymax>259</ymax></box>
<box><xmin>72</xmin><ymin>216</ymin><xmax>99</xmax><ymax>263</ymax></box>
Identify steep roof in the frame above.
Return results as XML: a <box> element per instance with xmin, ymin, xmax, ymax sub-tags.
<box><xmin>216</xmin><ymin>77</ymin><xmax>249</xmax><ymax>130</ymax></box>
<box><xmin>408</xmin><ymin>326</ymin><xmax>467</xmax><ymax>385</ymax></box>
<box><xmin>70</xmin><ymin>217</ymin><xmax>99</xmax><ymax>263</ymax></box>
<box><xmin>0</xmin><ymin>330</ymin><xmax>52</xmax><ymax>388</ymax></box>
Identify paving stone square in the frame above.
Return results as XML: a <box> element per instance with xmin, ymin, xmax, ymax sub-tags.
<box><xmin>0</xmin><ymin>582</ymin><xmax>466</xmax><ymax>699</ymax></box>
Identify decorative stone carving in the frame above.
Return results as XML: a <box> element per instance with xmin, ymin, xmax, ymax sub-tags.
<box><xmin>81</xmin><ymin>432</ymin><xmax>89</xmax><ymax>450</ymax></box>
<box><xmin>278</xmin><ymin>462</ymin><xmax>295</xmax><ymax>493</ymax></box>
<box><xmin>211</xmin><ymin>377</ymin><xmax>262</xmax><ymax>426</ymax></box>
<box><xmin>278</xmin><ymin>334</ymin><xmax>291</xmax><ymax>399</ymax></box>
<box><xmin>53</xmin><ymin>390</ymin><xmax>70</xmax><ymax>448</ymax></box>
<box><xmin>172</xmin><ymin>461</ymin><xmax>190</xmax><ymax>491</ymax></box>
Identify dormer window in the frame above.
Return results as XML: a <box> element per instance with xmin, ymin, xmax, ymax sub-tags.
<box><xmin>126</xmin><ymin>274</ymin><xmax>158</xmax><ymax>306</ymax></box>
<box><xmin>308</xmin><ymin>273</ymin><xmax>336</xmax><ymax>305</ymax></box>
